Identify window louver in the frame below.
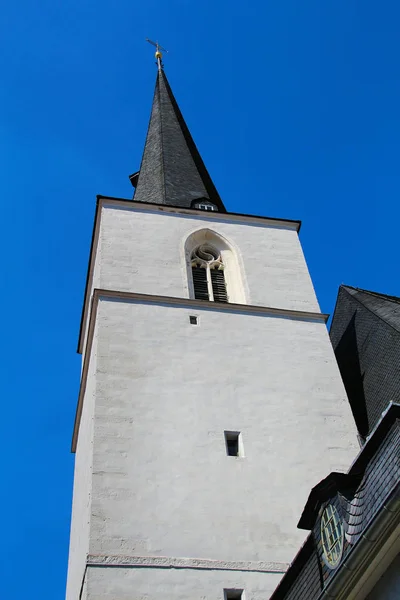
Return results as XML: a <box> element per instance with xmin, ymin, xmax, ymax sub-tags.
<box><xmin>211</xmin><ymin>269</ymin><xmax>228</xmax><ymax>302</ymax></box>
<box><xmin>192</xmin><ymin>266</ymin><xmax>209</xmax><ymax>300</ymax></box>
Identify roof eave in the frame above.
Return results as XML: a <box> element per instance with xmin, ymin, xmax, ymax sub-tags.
<box><xmin>297</xmin><ymin>472</ymin><xmax>363</xmax><ymax>530</ymax></box>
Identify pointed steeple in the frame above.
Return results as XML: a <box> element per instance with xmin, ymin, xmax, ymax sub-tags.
<box><xmin>131</xmin><ymin>63</ymin><xmax>226</xmax><ymax>212</ymax></box>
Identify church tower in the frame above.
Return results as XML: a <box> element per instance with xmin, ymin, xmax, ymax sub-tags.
<box><xmin>66</xmin><ymin>52</ymin><xmax>358</xmax><ymax>600</ymax></box>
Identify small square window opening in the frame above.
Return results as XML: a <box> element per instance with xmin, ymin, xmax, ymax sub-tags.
<box><xmin>224</xmin><ymin>589</ymin><xmax>244</xmax><ymax>600</ymax></box>
<box><xmin>189</xmin><ymin>315</ymin><xmax>198</xmax><ymax>325</ymax></box>
<box><xmin>224</xmin><ymin>431</ymin><xmax>243</xmax><ymax>457</ymax></box>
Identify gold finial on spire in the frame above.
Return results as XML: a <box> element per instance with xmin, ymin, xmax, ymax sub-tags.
<box><xmin>146</xmin><ymin>38</ymin><xmax>168</xmax><ymax>70</ymax></box>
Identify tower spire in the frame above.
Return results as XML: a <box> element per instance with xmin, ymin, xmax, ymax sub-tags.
<box><xmin>130</xmin><ymin>46</ymin><xmax>226</xmax><ymax>212</ymax></box>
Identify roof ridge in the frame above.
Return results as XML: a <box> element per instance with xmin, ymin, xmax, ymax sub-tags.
<box><xmin>158</xmin><ymin>69</ymin><xmax>167</xmax><ymax>204</ymax></box>
<box><xmin>342</xmin><ymin>285</ymin><xmax>400</xmax><ymax>304</ymax></box>
<box><xmin>341</xmin><ymin>285</ymin><xmax>400</xmax><ymax>335</ymax></box>
<box><xmin>160</xmin><ymin>70</ymin><xmax>225</xmax><ymax>210</ymax></box>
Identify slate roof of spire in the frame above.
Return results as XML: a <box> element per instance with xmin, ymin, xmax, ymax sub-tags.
<box><xmin>132</xmin><ymin>67</ymin><xmax>226</xmax><ymax>212</ymax></box>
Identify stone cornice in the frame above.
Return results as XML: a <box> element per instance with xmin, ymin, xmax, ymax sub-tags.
<box><xmin>72</xmin><ymin>288</ymin><xmax>328</xmax><ymax>452</ymax></box>
<box><xmin>95</xmin><ymin>288</ymin><xmax>328</xmax><ymax>322</ymax></box>
<box><xmin>98</xmin><ymin>195</ymin><xmax>302</xmax><ymax>231</ymax></box>
<box><xmin>86</xmin><ymin>553</ymin><xmax>289</xmax><ymax>574</ymax></box>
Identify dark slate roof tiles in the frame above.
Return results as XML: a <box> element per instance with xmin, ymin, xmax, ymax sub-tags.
<box><xmin>133</xmin><ymin>67</ymin><xmax>226</xmax><ymax>212</ymax></box>
<box><xmin>343</xmin><ymin>286</ymin><xmax>400</xmax><ymax>334</ymax></box>
<box><xmin>330</xmin><ymin>285</ymin><xmax>400</xmax><ymax>436</ymax></box>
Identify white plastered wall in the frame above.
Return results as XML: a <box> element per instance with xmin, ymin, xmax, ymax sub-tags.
<box><xmin>89</xmin><ymin>300</ymin><xmax>356</xmax><ymax>560</ymax></box>
<box><xmin>84</xmin><ymin>565</ymin><xmax>283</xmax><ymax>600</ymax></box>
<box><xmin>70</xmin><ymin>204</ymin><xmax>358</xmax><ymax>599</ymax></box>
<box><xmin>77</xmin><ymin>296</ymin><xmax>358</xmax><ymax>598</ymax></box>
<box><xmin>80</xmin><ymin>204</ymin><xmax>318</xmax><ymax>363</ymax></box>
<box><xmin>80</xmin><ymin>204</ymin><xmax>319</xmax><ymax>364</ymax></box>
<box><xmin>66</xmin><ymin>327</ymin><xmax>97</xmax><ymax>600</ymax></box>
<box><xmin>95</xmin><ymin>204</ymin><xmax>319</xmax><ymax>311</ymax></box>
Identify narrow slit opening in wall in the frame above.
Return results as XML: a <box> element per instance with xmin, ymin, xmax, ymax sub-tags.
<box><xmin>189</xmin><ymin>315</ymin><xmax>198</xmax><ymax>325</ymax></box>
<box><xmin>224</xmin><ymin>431</ymin><xmax>242</xmax><ymax>457</ymax></box>
<box><xmin>224</xmin><ymin>589</ymin><xmax>244</xmax><ymax>600</ymax></box>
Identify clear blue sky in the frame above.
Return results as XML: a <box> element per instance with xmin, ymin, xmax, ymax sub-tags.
<box><xmin>1</xmin><ymin>1</ymin><xmax>400</xmax><ymax>598</ymax></box>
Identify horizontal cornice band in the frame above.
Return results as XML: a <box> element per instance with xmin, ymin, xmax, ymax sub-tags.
<box><xmin>87</xmin><ymin>553</ymin><xmax>289</xmax><ymax>574</ymax></box>
<box><xmin>97</xmin><ymin>195</ymin><xmax>302</xmax><ymax>231</ymax></box>
<box><xmin>94</xmin><ymin>288</ymin><xmax>329</xmax><ymax>323</ymax></box>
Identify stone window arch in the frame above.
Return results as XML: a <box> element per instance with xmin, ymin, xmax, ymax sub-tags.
<box><xmin>184</xmin><ymin>229</ymin><xmax>245</xmax><ymax>304</ymax></box>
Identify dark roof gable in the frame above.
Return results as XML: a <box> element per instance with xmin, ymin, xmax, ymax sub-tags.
<box><xmin>330</xmin><ymin>285</ymin><xmax>400</xmax><ymax>437</ymax></box>
<box><xmin>297</xmin><ymin>472</ymin><xmax>363</xmax><ymax>530</ymax></box>
<box><xmin>342</xmin><ymin>285</ymin><xmax>400</xmax><ymax>334</ymax></box>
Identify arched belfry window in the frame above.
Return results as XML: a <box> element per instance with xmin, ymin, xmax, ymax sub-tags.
<box><xmin>191</xmin><ymin>245</ymin><xmax>228</xmax><ymax>302</ymax></box>
<box><xmin>184</xmin><ymin>229</ymin><xmax>246</xmax><ymax>305</ymax></box>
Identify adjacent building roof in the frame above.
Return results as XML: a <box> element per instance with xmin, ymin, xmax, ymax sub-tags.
<box><xmin>341</xmin><ymin>286</ymin><xmax>400</xmax><ymax>334</ymax></box>
<box><xmin>269</xmin><ymin>284</ymin><xmax>400</xmax><ymax>600</ymax></box>
<box><xmin>269</xmin><ymin>403</ymin><xmax>400</xmax><ymax>600</ymax></box>
<box><xmin>330</xmin><ymin>285</ymin><xmax>400</xmax><ymax>439</ymax></box>
<box><xmin>132</xmin><ymin>65</ymin><xmax>226</xmax><ymax>212</ymax></box>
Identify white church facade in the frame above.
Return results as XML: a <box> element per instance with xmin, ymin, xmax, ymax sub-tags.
<box><xmin>66</xmin><ymin>53</ymin><xmax>358</xmax><ymax>600</ymax></box>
